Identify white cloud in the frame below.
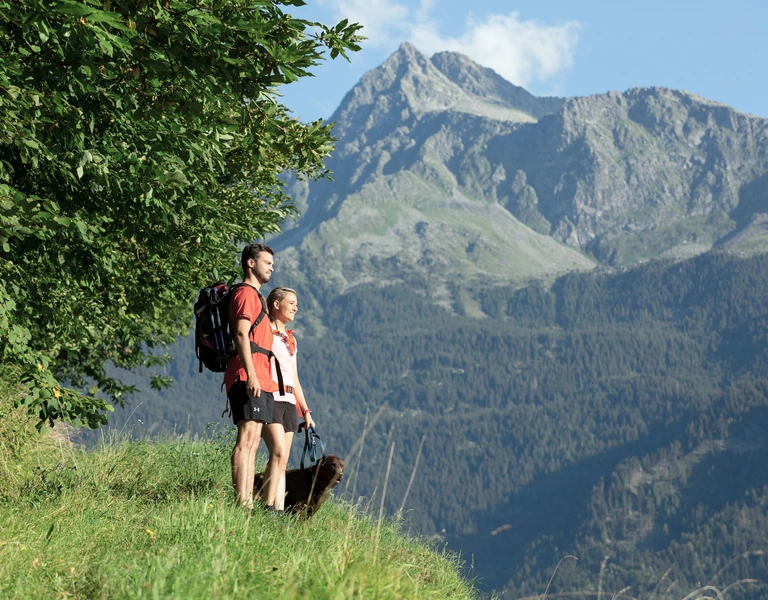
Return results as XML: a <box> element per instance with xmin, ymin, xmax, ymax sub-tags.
<box><xmin>319</xmin><ymin>0</ymin><xmax>410</xmax><ymax>46</ymax></box>
<box><xmin>412</xmin><ymin>12</ymin><xmax>580</xmax><ymax>88</ymax></box>
<box><xmin>322</xmin><ymin>1</ymin><xmax>580</xmax><ymax>89</ymax></box>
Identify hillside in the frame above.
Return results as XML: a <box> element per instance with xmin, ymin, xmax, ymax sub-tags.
<box><xmin>0</xmin><ymin>376</ymin><xmax>476</xmax><ymax>599</ymax></box>
<box><xmin>296</xmin><ymin>250</ymin><xmax>768</xmax><ymax>599</ymax></box>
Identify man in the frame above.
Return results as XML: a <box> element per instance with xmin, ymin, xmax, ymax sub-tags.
<box><xmin>225</xmin><ymin>243</ymin><xmax>280</xmax><ymax>507</ymax></box>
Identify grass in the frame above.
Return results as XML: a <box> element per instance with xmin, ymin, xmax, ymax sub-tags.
<box><xmin>0</xmin><ymin>372</ymin><xmax>477</xmax><ymax>599</ymax></box>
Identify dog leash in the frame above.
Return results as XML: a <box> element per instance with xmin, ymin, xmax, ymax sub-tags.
<box><xmin>299</xmin><ymin>424</ymin><xmax>327</xmax><ymax>470</ymax></box>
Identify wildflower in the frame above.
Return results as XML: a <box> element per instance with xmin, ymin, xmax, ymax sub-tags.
<box><xmin>53</xmin><ymin>388</ymin><xmax>61</xmax><ymax>398</ymax></box>
<box><xmin>37</xmin><ymin>363</ymin><xmax>44</xmax><ymax>371</ymax></box>
<box><xmin>146</xmin><ymin>529</ymin><xmax>155</xmax><ymax>538</ymax></box>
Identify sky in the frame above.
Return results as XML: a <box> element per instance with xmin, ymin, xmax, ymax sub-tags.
<box><xmin>279</xmin><ymin>0</ymin><xmax>768</xmax><ymax>121</ymax></box>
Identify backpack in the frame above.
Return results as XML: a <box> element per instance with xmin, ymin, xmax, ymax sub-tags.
<box><xmin>193</xmin><ymin>282</ymin><xmax>267</xmax><ymax>373</ymax></box>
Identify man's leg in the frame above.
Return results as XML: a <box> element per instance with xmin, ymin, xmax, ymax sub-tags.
<box><xmin>232</xmin><ymin>419</ymin><xmax>263</xmax><ymax>507</ymax></box>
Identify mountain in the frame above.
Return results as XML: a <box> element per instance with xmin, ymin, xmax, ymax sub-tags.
<box><xmin>99</xmin><ymin>45</ymin><xmax>768</xmax><ymax>599</ymax></box>
<box><xmin>276</xmin><ymin>43</ymin><xmax>768</xmax><ymax>299</ymax></box>
<box><xmin>276</xmin><ymin>42</ymin><xmax>594</xmax><ymax>302</ymax></box>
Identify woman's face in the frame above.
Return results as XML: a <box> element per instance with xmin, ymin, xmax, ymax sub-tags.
<box><xmin>274</xmin><ymin>293</ymin><xmax>298</xmax><ymax>323</ymax></box>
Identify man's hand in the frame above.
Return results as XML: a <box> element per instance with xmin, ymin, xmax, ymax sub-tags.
<box><xmin>246</xmin><ymin>374</ymin><xmax>261</xmax><ymax>399</ymax></box>
<box><xmin>235</xmin><ymin>317</ymin><xmax>260</xmax><ymax>398</ymax></box>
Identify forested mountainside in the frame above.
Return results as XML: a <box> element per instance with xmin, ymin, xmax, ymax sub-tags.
<box><xmin>302</xmin><ymin>251</ymin><xmax>768</xmax><ymax>599</ymax></box>
<box><xmin>106</xmin><ymin>250</ymin><xmax>768</xmax><ymax>599</ymax></box>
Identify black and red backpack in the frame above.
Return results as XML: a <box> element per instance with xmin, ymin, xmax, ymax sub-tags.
<box><xmin>193</xmin><ymin>282</ymin><xmax>267</xmax><ymax>373</ymax></box>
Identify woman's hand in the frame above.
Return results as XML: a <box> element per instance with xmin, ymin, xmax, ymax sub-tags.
<box><xmin>304</xmin><ymin>412</ymin><xmax>315</xmax><ymax>429</ymax></box>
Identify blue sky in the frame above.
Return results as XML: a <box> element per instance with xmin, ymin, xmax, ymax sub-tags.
<box><xmin>280</xmin><ymin>0</ymin><xmax>768</xmax><ymax>121</ymax></box>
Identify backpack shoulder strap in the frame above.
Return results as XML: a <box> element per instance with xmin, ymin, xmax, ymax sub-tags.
<box><xmin>230</xmin><ymin>283</ymin><xmax>268</xmax><ymax>332</ymax></box>
<box><xmin>253</xmin><ymin>289</ymin><xmax>268</xmax><ymax>328</ymax></box>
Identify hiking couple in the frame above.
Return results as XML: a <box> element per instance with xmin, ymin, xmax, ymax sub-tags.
<box><xmin>225</xmin><ymin>243</ymin><xmax>314</xmax><ymax>510</ymax></box>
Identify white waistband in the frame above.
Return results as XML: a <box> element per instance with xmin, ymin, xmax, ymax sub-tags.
<box><xmin>274</xmin><ymin>391</ymin><xmax>296</xmax><ymax>404</ymax></box>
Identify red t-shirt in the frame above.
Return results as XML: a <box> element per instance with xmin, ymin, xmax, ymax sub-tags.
<box><xmin>224</xmin><ymin>284</ymin><xmax>278</xmax><ymax>395</ymax></box>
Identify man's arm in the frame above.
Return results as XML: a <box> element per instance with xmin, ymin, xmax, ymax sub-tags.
<box><xmin>234</xmin><ymin>318</ymin><xmax>260</xmax><ymax>398</ymax></box>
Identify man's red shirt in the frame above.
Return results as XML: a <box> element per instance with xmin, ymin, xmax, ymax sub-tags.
<box><xmin>224</xmin><ymin>284</ymin><xmax>278</xmax><ymax>395</ymax></box>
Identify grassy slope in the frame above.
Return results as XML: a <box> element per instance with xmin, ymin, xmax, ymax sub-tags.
<box><xmin>0</xmin><ymin>372</ymin><xmax>476</xmax><ymax>599</ymax></box>
<box><xmin>277</xmin><ymin>170</ymin><xmax>595</xmax><ymax>294</ymax></box>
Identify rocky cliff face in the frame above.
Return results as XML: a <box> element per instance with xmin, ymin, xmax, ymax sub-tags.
<box><xmin>273</xmin><ymin>43</ymin><xmax>768</xmax><ymax>293</ymax></box>
<box><xmin>480</xmin><ymin>87</ymin><xmax>768</xmax><ymax>264</ymax></box>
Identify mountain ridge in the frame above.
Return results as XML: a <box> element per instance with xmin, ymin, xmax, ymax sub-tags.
<box><xmin>274</xmin><ymin>44</ymin><xmax>768</xmax><ymax>296</ymax></box>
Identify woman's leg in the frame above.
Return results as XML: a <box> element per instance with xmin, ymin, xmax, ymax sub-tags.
<box><xmin>262</xmin><ymin>423</ymin><xmax>288</xmax><ymax>508</ymax></box>
<box><xmin>274</xmin><ymin>431</ymin><xmax>294</xmax><ymax>510</ymax></box>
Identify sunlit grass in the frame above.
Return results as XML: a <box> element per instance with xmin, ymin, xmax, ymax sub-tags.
<box><xmin>0</xmin><ymin>376</ymin><xmax>476</xmax><ymax>599</ymax></box>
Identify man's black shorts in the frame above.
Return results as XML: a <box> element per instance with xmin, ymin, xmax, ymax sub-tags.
<box><xmin>228</xmin><ymin>381</ymin><xmax>274</xmax><ymax>425</ymax></box>
<box><xmin>272</xmin><ymin>400</ymin><xmax>299</xmax><ymax>433</ymax></box>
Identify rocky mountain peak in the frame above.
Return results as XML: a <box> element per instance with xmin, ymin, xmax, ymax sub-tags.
<box><xmin>430</xmin><ymin>51</ymin><xmax>563</xmax><ymax>118</ymax></box>
<box><xmin>330</xmin><ymin>44</ymin><xmax>561</xmax><ymax>147</ymax></box>
<box><xmin>329</xmin><ymin>43</ymin><xmax>465</xmax><ymax>143</ymax></box>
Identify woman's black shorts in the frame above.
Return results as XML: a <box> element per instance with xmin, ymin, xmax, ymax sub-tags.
<box><xmin>271</xmin><ymin>400</ymin><xmax>299</xmax><ymax>433</ymax></box>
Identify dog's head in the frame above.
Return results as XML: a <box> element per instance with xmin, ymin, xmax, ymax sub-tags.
<box><xmin>310</xmin><ymin>454</ymin><xmax>345</xmax><ymax>490</ymax></box>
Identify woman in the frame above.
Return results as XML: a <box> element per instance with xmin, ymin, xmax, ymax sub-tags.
<box><xmin>261</xmin><ymin>287</ymin><xmax>315</xmax><ymax>511</ymax></box>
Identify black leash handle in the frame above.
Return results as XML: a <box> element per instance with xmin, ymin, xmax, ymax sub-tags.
<box><xmin>299</xmin><ymin>424</ymin><xmax>326</xmax><ymax>470</ymax></box>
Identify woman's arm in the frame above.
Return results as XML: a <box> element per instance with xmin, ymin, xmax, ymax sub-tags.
<box><xmin>292</xmin><ymin>364</ymin><xmax>315</xmax><ymax>429</ymax></box>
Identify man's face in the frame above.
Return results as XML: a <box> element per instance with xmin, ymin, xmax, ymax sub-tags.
<box><xmin>252</xmin><ymin>252</ymin><xmax>274</xmax><ymax>284</ymax></box>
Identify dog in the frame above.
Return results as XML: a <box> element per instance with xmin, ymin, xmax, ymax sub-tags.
<box><xmin>254</xmin><ymin>454</ymin><xmax>345</xmax><ymax>518</ymax></box>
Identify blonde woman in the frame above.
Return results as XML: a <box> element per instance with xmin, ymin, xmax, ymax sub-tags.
<box><xmin>261</xmin><ymin>287</ymin><xmax>315</xmax><ymax>511</ymax></box>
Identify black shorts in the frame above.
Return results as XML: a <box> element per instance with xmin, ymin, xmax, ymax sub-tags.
<box><xmin>271</xmin><ymin>401</ymin><xmax>299</xmax><ymax>433</ymax></box>
<box><xmin>228</xmin><ymin>382</ymin><xmax>274</xmax><ymax>425</ymax></box>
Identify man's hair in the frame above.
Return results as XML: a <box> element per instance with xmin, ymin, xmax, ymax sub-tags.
<box><xmin>267</xmin><ymin>287</ymin><xmax>297</xmax><ymax>319</ymax></box>
<box><xmin>241</xmin><ymin>243</ymin><xmax>274</xmax><ymax>274</ymax></box>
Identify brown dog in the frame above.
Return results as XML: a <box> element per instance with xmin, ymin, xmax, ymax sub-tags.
<box><xmin>254</xmin><ymin>454</ymin><xmax>345</xmax><ymax>518</ymax></box>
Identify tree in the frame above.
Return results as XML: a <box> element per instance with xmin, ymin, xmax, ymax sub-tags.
<box><xmin>0</xmin><ymin>0</ymin><xmax>362</xmax><ymax>428</ymax></box>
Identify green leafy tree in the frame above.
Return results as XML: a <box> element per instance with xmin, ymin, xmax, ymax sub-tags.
<box><xmin>0</xmin><ymin>0</ymin><xmax>362</xmax><ymax>428</ymax></box>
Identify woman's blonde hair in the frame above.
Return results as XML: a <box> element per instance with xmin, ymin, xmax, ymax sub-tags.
<box><xmin>267</xmin><ymin>287</ymin><xmax>297</xmax><ymax>320</ymax></box>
